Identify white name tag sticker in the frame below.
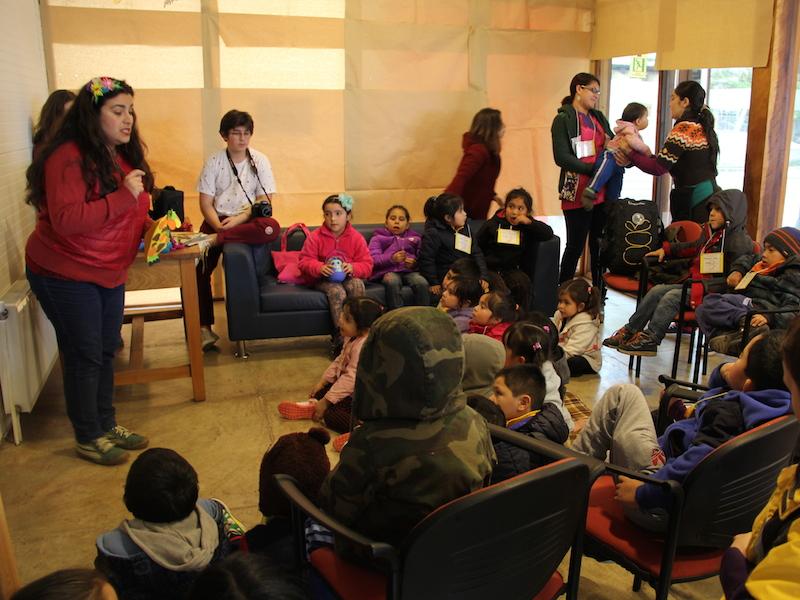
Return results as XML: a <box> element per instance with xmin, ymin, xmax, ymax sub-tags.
<box><xmin>575</xmin><ymin>139</ymin><xmax>596</xmax><ymax>159</ymax></box>
<box><xmin>497</xmin><ymin>228</ymin><xmax>521</xmax><ymax>245</ymax></box>
<box><xmin>454</xmin><ymin>232</ymin><xmax>472</xmax><ymax>254</ymax></box>
<box><xmin>735</xmin><ymin>271</ymin><xmax>757</xmax><ymax>290</ymax></box>
<box><xmin>700</xmin><ymin>252</ymin><xmax>724</xmax><ymax>274</ymax></box>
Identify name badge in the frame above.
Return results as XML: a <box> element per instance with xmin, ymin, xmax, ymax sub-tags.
<box><xmin>497</xmin><ymin>228</ymin><xmax>521</xmax><ymax>245</ymax></box>
<box><xmin>572</xmin><ymin>137</ymin><xmax>596</xmax><ymax>159</ymax></box>
<box><xmin>700</xmin><ymin>252</ymin><xmax>724</xmax><ymax>274</ymax></box>
<box><xmin>735</xmin><ymin>271</ymin><xmax>757</xmax><ymax>290</ymax></box>
<box><xmin>454</xmin><ymin>232</ymin><xmax>472</xmax><ymax>254</ymax></box>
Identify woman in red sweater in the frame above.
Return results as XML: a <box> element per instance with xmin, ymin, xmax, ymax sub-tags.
<box><xmin>445</xmin><ymin>108</ymin><xmax>504</xmax><ymax>219</ymax></box>
<box><xmin>25</xmin><ymin>77</ymin><xmax>152</xmax><ymax>466</ymax></box>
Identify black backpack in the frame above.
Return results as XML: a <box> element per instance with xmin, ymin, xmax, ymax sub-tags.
<box><xmin>600</xmin><ymin>198</ymin><xmax>662</xmax><ymax>275</ymax></box>
<box><xmin>149</xmin><ymin>185</ymin><xmax>184</xmax><ymax>222</ymax></box>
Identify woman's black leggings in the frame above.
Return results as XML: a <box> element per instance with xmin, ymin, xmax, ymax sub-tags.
<box><xmin>559</xmin><ymin>203</ymin><xmax>606</xmax><ymax>287</ymax></box>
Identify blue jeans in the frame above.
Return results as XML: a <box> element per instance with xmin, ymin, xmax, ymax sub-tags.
<box><xmin>588</xmin><ymin>150</ymin><xmax>624</xmax><ymax>201</ymax></box>
<box><xmin>26</xmin><ymin>269</ymin><xmax>124</xmax><ymax>443</ymax></box>
<box><xmin>381</xmin><ymin>271</ymin><xmax>430</xmax><ymax>310</ymax></box>
<box><xmin>626</xmin><ymin>283</ymin><xmax>684</xmax><ymax>342</ymax></box>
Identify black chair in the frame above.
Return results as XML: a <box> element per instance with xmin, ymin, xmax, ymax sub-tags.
<box><xmin>740</xmin><ymin>305</ymin><xmax>800</xmax><ymax>349</ymax></box>
<box><xmin>275</xmin><ymin>430</ymin><xmax>597</xmax><ymax>600</ymax></box>
<box><xmin>584</xmin><ymin>415</ymin><xmax>800</xmax><ymax>600</ymax></box>
<box><xmin>654</xmin><ymin>374</ymin><xmax>708</xmax><ymax>435</ymax></box>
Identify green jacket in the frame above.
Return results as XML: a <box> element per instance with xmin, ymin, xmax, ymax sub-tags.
<box><xmin>319</xmin><ymin>307</ymin><xmax>496</xmax><ymax>545</ymax></box>
<box><xmin>550</xmin><ymin>104</ymin><xmax>613</xmax><ymax>202</ymax></box>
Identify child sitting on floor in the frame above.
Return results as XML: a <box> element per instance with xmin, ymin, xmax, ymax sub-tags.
<box><xmin>439</xmin><ymin>273</ymin><xmax>484</xmax><ymax>332</ymax></box>
<box><xmin>95</xmin><ymin>448</ymin><xmax>241</xmax><ymax>600</ymax></box>
<box><xmin>368</xmin><ymin>204</ymin><xmax>429</xmax><ymax>309</ymax></box>
<box><xmin>553</xmin><ymin>278</ymin><xmax>602</xmax><ymax>377</ymax></box>
<box><xmin>467</xmin><ymin>289</ymin><xmax>518</xmax><ymax>341</ymax></box>
<box><xmin>278</xmin><ymin>297</ymin><xmax>384</xmax><ymax>433</ymax></box>
<box><xmin>462</xmin><ymin>333</ymin><xmax>506</xmax><ymax>399</ymax></box>
<box><xmin>573</xmin><ymin>331</ymin><xmax>791</xmax><ymax>532</ymax></box>
<box><xmin>697</xmin><ymin>226</ymin><xmax>800</xmax><ymax>355</ymax></box>
<box><xmin>10</xmin><ymin>569</ymin><xmax>115</xmax><ymax>600</ymax></box>
<box><xmin>298</xmin><ymin>194</ymin><xmax>373</xmax><ymax>354</ymax></box>
<box><xmin>719</xmin><ymin>316</ymin><xmax>800</xmax><ymax>599</ymax></box>
<box><xmin>244</xmin><ymin>427</ymin><xmax>330</xmax><ymax>571</ymax></box>
<box><xmin>604</xmin><ymin>189</ymin><xmax>753</xmax><ymax>357</ymax></box>
<box><xmin>319</xmin><ymin>307</ymin><xmax>495</xmax><ymax>545</ymax></box>
<box><xmin>487</xmin><ymin>365</ymin><xmax>569</xmax><ymax>483</ymax></box>
<box><xmin>503</xmin><ymin>321</ymin><xmax>574</xmax><ymax>431</ymax></box>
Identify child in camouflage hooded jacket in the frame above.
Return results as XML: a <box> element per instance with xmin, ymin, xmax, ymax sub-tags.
<box><xmin>319</xmin><ymin>306</ymin><xmax>496</xmax><ymax>545</ymax></box>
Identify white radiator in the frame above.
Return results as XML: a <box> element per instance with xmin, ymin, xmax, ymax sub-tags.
<box><xmin>0</xmin><ymin>279</ymin><xmax>59</xmax><ymax>445</ymax></box>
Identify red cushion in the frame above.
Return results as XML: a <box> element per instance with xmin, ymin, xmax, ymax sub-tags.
<box><xmin>603</xmin><ymin>273</ymin><xmax>641</xmax><ymax>294</ymax></box>
<box><xmin>310</xmin><ymin>547</ymin><xmax>565</xmax><ymax>600</ymax></box>
<box><xmin>533</xmin><ymin>571</ymin><xmax>565</xmax><ymax>600</ymax></box>
<box><xmin>310</xmin><ymin>547</ymin><xmax>387</xmax><ymax>600</ymax></box>
<box><xmin>585</xmin><ymin>475</ymin><xmax>723</xmax><ymax>581</ymax></box>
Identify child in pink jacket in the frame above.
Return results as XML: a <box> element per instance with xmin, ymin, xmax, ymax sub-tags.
<box><xmin>298</xmin><ymin>194</ymin><xmax>374</xmax><ymax>352</ymax></box>
<box><xmin>278</xmin><ymin>297</ymin><xmax>384</xmax><ymax>434</ymax></box>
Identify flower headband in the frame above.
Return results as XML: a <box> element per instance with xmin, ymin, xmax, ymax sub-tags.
<box><xmin>338</xmin><ymin>193</ymin><xmax>354</xmax><ymax>212</ymax></box>
<box><xmin>86</xmin><ymin>77</ymin><xmax>124</xmax><ymax>104</ymax></box>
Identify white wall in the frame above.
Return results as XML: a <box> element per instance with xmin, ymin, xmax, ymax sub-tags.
<box><xmin>0</xmin><ymin>0</ymin><xmax>48</xmax><ymax>298</ymax></box>
<box><xmin>0</xmin><ymin>0</ymin><xmax>49</xmax><ymax>438</ymax></box>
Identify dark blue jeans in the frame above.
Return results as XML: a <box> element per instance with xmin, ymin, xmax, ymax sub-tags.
<box><xmin>26</xmin><ymin>269</ymin><xmax>124</xmax><ymax>443</ymax></box>
<box><xmin>588</xmin><ymin>150</ymin><xmax>624</xmax><ymax>201</ymax></box>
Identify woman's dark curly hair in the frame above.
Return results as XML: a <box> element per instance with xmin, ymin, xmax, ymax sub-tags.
<box><xmin>26</xmin><ymin>77</ymin><xmax>153</xmax><ymax>210</ymax></box>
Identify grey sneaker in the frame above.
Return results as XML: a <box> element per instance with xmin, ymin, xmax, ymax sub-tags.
<box><xmin>105</xmin><ymin>425</ymin><xmax>149</xmax><ymax>450</ymax></box>
<box><xmin>201</xmin><ymin>327</ymin><xmax>219</xmax><ymax>351</ymax></box>
<box><xmin>76</xmin><ymin>437</ymin><xmax>129</xmax><ymax>466</ymax></box>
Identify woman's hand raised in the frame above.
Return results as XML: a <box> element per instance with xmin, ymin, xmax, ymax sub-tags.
<box><xmin>123</xmin><ymin>169</ymin><xmax>145</xmax><ymax>198</ymax></box>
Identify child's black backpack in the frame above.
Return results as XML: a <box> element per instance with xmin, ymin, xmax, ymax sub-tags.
<box><xmin>600</xmin><ymin>198</ymin><xmax>662</xmax><ymax>275</ymax></box>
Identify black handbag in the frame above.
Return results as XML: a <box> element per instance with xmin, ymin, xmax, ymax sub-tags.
<box><xmin>150</xmin><ymin>186</ymin><xmax>184</xmax><ymax>222</ymax></box>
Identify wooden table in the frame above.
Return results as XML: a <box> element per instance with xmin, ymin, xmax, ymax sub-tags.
<box><xmin>116</xmin><ymin>246</ymin><xmax>206</xmax><ymax>402</ymax></box>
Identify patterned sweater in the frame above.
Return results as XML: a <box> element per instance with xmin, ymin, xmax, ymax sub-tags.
<box><xmin>655</xmin><ymin>120</ymin><xmax>717</xmax><ymax>187</ymax></box>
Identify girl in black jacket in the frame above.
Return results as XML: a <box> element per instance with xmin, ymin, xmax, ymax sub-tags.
<box><xmin>418</xmin><ymin>193</ymin><xmax>488</xmax><ymax>297</ymax></box>
<box><xmin>477</xmin><ymin>188</ymin><xmax>553</xmax><ymax>311</ymax></box>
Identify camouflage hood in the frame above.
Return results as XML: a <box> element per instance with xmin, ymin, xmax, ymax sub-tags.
<box><xmin>354</xmin><ymin>307</ymin><xmax>466</xmax><ymax>422</ymax></box>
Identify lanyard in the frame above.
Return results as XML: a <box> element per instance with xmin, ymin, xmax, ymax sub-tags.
<box><xmin>225</xmin><ymin>149</ymin><xmax>270</xmax><ymax>205</ymax></box>
<box><xmin>702</xmin><ymin>224</ymin><xmax>727</xmax><ymax>253</ymax></box>
<box><xmin>576</xmin><ymin>111</ymin><xmax>597</xmax><ymax>139</ymax></box>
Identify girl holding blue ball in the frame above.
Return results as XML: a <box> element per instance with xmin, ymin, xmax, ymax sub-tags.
<box><xmin>298</xmin><ymin>194</ymin><xmax>373</xmax><ymax>354</ymax></box>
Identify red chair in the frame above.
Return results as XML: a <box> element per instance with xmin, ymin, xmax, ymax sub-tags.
<box><xmin>275</xmin><ymin>433</ymin><xmax>596</xmax><ymax>600</ymax></box>
<box><xmin>584</xmin><ymin>415</ymin><xmax>800</xmax><ymax>600</ymax></box>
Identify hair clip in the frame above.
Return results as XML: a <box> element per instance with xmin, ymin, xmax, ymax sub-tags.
<box><xmin>86</xmin><ymin>76</ymin><xmax>123</xmax><ymax>104</ymax></box>
<box><xmin>338</xmin><ymin>193</ymin><xmax>354</xmax><ymax>211</ymax></box>
<box><xmin>531</xmin><ymin>342</ymin><xmax>542</xmax><ymax>351</ymax></box>
<box><xmin>542</xmin><ymin>325</ymin><xmax>550</xmax><ymax>333</ymax></box>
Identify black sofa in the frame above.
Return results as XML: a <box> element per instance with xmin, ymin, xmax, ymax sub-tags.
<box><xmin>223</xmin><ymin>221</ymin><xmax>561</xmax><ymax>356</ymax></box>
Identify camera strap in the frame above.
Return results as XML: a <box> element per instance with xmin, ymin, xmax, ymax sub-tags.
<box><xmin>226</xmin><ymin>149</ymin><xmax>271</xmax><ymax>205</ymax></box>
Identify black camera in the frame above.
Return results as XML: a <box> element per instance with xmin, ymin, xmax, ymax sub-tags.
<box><xmin>251</xmin><ymin>201</ymin><xmax>273</xmax><ymax>218</ymax></box>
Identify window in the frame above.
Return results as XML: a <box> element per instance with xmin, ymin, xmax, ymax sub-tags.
<box><xmin>608</xmin><ymin>54</ymin><xmax>659</xmax><ymax>200</ymax></box>
<box><xmin>783</xmin><ymin>66</ymin><xmax>800</xmax><ymax>227</ymax></box>
<box><xmin>689</xmin><ymin>68</ymin><xmax>753</xmax><ymax>191</ymax></box>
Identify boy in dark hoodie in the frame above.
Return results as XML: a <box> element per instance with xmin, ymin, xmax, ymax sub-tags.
<box><xmin>95</xmin><ymin>449</ymin><xmax>239</xmax><ymax>600</ymax></box>
<box><xmin>574</xmin><ymin>330</ymin><xmax>791</xmax><ymax>531</ymax></box>
<box><xmin>697</xmin><ymin>226</ymin><xmax>800</xmax><ymax>355</ymax></box>
<box><xmin>319</xmin><ymin>306</ymin><xmax>495</xmax><ymax>546</ymax></box>
<box><xmin>604</xmin><ymin>188</ymin><xmax>753</xmax><ymax>356</ymax></box>
<box><xmin>485</xmin><ymin>364</ymin><xmax>568</xmax><ymax>483</ymax></box>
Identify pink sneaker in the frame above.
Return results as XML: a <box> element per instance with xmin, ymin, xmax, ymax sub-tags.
<box><xmin>277</xmin><ymin>400</ymin><xmax>317</xmax><ymax>420</ymax></box>
<box><xmin>333</xmin><ymin>432</ymin><xmax>350</xmax><ymax>452</ymax></box>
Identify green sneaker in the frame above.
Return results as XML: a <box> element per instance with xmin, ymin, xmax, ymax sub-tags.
<box><xmin>105</xmin><ymin>425</ymin><xmax>149</xmax><ymax>450</ymax></box>
<box><xmin>76</xmin><ymin>437</ymin><xmax>129</xmax><ymax>466</ymax></box>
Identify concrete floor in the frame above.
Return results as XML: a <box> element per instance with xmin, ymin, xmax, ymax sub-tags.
<box><xmin>0</xmin><ymin>289</ymin><xmax>725</xmax><ymax>599</ymax></box>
